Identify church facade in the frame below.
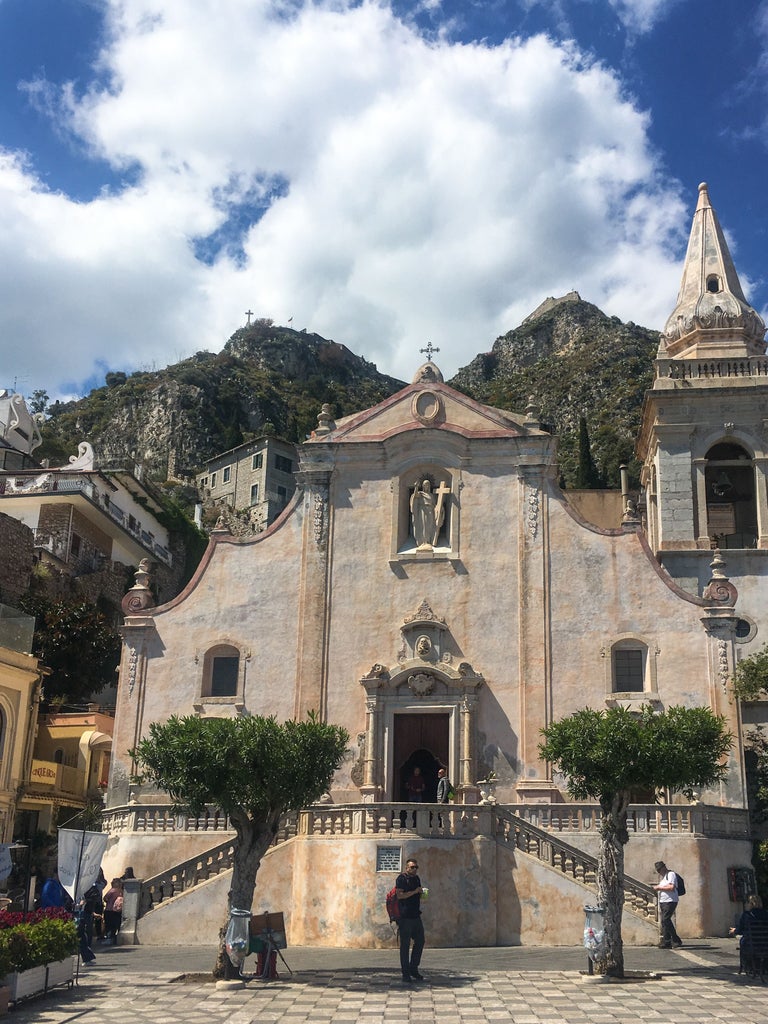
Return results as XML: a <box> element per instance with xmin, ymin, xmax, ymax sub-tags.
<box><xmin>104</xmin><ymin>184</ymin><xmax>765</xmax><ymax>947</ymax></box>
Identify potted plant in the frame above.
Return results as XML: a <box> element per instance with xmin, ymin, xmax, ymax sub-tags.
<box><xmin>0</xmin><ymin>909</ymin><xmax>77</xmax><ymax>1004</ymax></box>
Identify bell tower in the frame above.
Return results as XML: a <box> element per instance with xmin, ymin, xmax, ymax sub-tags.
<box><xmin>638</xmin><ymin>183</ymin><xmax>768</xmax><ymax>587</ymax></box>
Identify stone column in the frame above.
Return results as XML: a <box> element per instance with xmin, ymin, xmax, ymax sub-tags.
<box><xmin>111</xmin><ymin>561</ymin><xmax>157</xmax><ymax>808</ymax></box>
<box><xmin>754</xmin><ymin>456</ymin><xmax>768</xmax><ymax>548</ymax></box>
<box><xmin>701</xmin><ymin>553</ymin><xmax>745</xmax><ymax>807</ymax></box>
<box><xmin>693</xmin><ymin>457</ymin><xmax>709</xmax><ymax>547</ymax></box>
<box><xmin>359</xmin><ymin>679</ymin><xmax>384</xmax><ymax>802</ymax></box>
<box><xmin>118</xmin><ymin>877</ymin><xmax>142</xmax><ymax>945</ymax></box>
<box><xmin>516</xmin><ymin>470</ymin><xmax>559</xmax><ymax>802</ymax></box>
<box><xmin>293</xmin><ymin>456</ymin><xmax>333</xmax><ymax>720</ymax></box>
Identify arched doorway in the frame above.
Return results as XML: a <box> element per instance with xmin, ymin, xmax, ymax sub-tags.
<box><xmin>393</xmin><ymin>713</ymin><xmax>449</xmax><ymax>801</ymax></box>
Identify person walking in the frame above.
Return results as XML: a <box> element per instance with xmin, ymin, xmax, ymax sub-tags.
<box><xmin>653</xmin><ymin>860</ymin><xmax>683</xmax><ymax>948</ymax></box>
<box><xmin>396</xmin><ymin>858</ymin><xmax>425</xmax><ymax>983</ymax></box>
<box><xmin>102</xmin><ymin>878</ymin><xmax>124</xmax><ymax>944</ymax></box>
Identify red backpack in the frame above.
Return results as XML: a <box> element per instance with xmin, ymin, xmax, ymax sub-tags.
<box><xmin>386</xmin><ymin>887</ymin><xmax>401</xmax><ymax>923</ymax></box>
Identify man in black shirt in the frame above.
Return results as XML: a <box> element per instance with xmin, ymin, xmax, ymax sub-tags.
<box><xmin>396</xmin><ymin>858</ymin><xmax>425</xmax><ymax>983</ymax></box>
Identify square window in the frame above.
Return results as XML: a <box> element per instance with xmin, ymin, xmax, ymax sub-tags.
<box><xmin>275</xmin><ymin>455</ymin><xmax>292</xmax><ymax>473</ymax></box>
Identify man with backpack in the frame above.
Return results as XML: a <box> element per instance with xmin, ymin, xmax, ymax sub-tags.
<box><xmin>395</xmin><ymin>858</ymin><xmax>425</xmax><ymax>983</ymax></box>
<box><xmin>653</xmin><ymin>860</ymin><xmax>684</xmax><ymax>948</ymax></box>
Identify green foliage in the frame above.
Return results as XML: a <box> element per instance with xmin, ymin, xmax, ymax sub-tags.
<box><xmin>539</xmin><ymin>705</ymin><xmax>732</xmax><ymax>806</ymax></box>
<box><xmin>17</xmin><ymin>594</ymin><xmax>121</xmax><ymax>705</ymax></box>
<box><xmin>131</xmin><ymin>712</ymin><xmax>349</xmax><ymax>819</ymax></box>
<box><xmin>28</xmin><ymin>389</ymin><xmax>49</xmax><ymax>416</ymax></box>
<box><xmin>732</xmin><ymin>644</ymin><xmax>768</xmax><ymax>701</ymax></box>
<box><xmin>574</xmin><ymin>416</ymin><xmax>603</xmax><ymax>488</ymax></box>
<box><xmin>0</xmin><ymin>911</ymin><xmax>78</xmax><ymax>973</ymax></box>
<box><xmin>451</xmin><ymin>298</ymin><xmax>658</xmax><ymax>489</ymax></box>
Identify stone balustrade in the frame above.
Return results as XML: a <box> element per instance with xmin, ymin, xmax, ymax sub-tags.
<box><xmin>657</xmin><ymin>357</ymin><xmax>768</xmax><ymax>381</ymax></box>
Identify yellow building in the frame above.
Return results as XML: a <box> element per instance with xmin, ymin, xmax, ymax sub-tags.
<box><xmin>16</xmin><ymin>706</ymin><xmax>114</xmax><ymax>838</ymax></box>
<box><xmin>0</xmin><ymin>605</ymin><xmax>45</xmax><ymax>842</ymax></box>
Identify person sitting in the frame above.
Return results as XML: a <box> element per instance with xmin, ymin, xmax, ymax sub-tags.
<box><xmin>730</xmin><ymin>894</ymin><xmax>768</xmax><ymax>976</ymax></box>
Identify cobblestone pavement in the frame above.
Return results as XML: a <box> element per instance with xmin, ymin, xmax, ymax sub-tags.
<box><xmin>10</xmin><ymin>940</ymin><xmax>768</xmax><ymax>1024</ymax></box>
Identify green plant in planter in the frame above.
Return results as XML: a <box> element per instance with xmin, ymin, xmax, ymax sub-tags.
<box><xmin>0</xmin><ymin>911</ymin><xmax>77</xmax><ymax>974</ymax></box>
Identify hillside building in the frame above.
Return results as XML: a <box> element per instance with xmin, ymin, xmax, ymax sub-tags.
<box><xmin>0</xmin><ymin>425</ymin><xmax>183</xmax><ymax>615</ymax></box>
<box><xmin>104</xmin><ymin>184</ymin><xmax>766</xmax><ymax>949</ymax></box>
<box><xmin>195</xmin><ymin>435</ymin><xmax>297</xmax><ymax>532</ymax></box>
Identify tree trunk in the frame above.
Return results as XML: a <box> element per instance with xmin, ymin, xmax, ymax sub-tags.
<box><xmin>213</xmin><ymin>811</ymin><xmax>280</xmax><ymax>978</ymax></box>
<box><xmin>594</xmin><ymin>792</ymin><xmax>630</xmax><ymax>978</ymax></box>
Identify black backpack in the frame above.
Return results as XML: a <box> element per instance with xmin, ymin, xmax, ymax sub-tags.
<box><xmin>675</xmin><ymin>873</ymin><xmax>686</xmax><ymax>897</ymax></box>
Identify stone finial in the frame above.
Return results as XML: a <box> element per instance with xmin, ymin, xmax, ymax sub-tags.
<box><xmin>315</xmin><ymin>403</ymin><xmax>336</xmax><ymax>436</ymax></box>
<box><xmin>412</xmin><ymin>362</ymin><xmax>444</xmax><ymax>384</ymax></box>
<box><xmin>702</xmin><ymin>549</ymin><xmax>738</xmax><ymax>606</ymax></box>
<box><xmin>121</xmin><ymin>559</ymin><xmax>156</xmax><ymax>615</ymax></box>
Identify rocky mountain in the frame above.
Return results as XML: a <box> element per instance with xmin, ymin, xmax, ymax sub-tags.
<box><xmin>450</xmin><ymin>292</ymin><xmax>660</xmax><ymax>486</ymax></box>
<box><xmin>38</xmin><ymin>319</ymin><xmax>405</xmax><ymax>480</ymax></box>
<box><xmin>38</xmin><ymin>298</ymin><xmax>660</xmax><ymax>494</ymax></box>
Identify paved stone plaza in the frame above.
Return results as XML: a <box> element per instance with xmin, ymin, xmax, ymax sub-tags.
<box><xmin>9</xmin><ymin>940</ymin><xmax>768</xmax><ymax>1024</ymax></box>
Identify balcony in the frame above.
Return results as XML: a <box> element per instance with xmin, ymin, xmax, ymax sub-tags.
<box><xmin>28</xmin><ymin>760</ymin><xmax>86</xmax><ymax>798</ymax></box>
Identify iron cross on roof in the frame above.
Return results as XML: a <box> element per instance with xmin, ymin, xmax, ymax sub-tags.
<box><xmin>420</xmin><ymin>341</ymin><xmax>440</xmax><ymax>362</ymax></box>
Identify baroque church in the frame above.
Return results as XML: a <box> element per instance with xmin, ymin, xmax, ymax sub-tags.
<box><xmin>103</xmin><ymin>183</ymin><xmax>766</xmax><ymax>947</ymax></box>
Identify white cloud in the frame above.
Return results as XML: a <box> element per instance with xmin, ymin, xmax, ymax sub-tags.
<box><xmin>606</xmin><ymin>0</ymin><xmax>681</xmax><ymax>35</ymax></box>
<box><xmin>1</xmin><ymin>0</ymin><xmax>690</xmax><ymax>400</ymax></box>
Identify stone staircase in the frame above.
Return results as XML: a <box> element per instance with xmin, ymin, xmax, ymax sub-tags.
<box><xmin>493</xmin><ymin>807</ymin><xmax>658</xmax><ymax>922</ymax></box>
<box><xmin>130</xmin><ymin>804</ymin><xmax>658</xmax><ymax>930</ymax></box>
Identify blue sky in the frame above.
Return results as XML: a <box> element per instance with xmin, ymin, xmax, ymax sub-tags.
<box><xmin>1</xmin><ymin>0</ymin><xmax>766</xmax><ymax>402</ymax></box>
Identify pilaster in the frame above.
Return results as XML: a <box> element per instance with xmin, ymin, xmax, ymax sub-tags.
<box><xmin>293</xmin><ymin>458</ymin><xmax>333</xmax><ymax>721</ymax></box>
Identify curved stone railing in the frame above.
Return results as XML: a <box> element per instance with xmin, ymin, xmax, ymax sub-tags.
<box><xmin>117</xmin><ymin>800</ymin><xmax>741</xmax><ymax>925</ymax></box>
<box><xmin>510</xmin><ymin>803</ymin><xmax>750</xmax><ymax>838</ymax></box>
<box><xmin>103</xmin><ymin>804</ymin><xmax>234</xmax><ymax>834</ymax></box>
<box><xmin>494</xmin><ymin>807</ymin><xmax>658</xmax><ymax>922</ymax></box>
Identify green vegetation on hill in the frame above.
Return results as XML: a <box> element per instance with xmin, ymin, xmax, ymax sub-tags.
<box><xmin>449</xmin><ymin>296</ymin><xmax>659</xmax><ymax>488</ymax></box>
<box><xmin>37</xmin><ymin>301</ymin><xmax>659</xmax><ymax>502</ymax></box>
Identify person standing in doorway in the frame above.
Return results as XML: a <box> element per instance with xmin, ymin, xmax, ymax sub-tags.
<box><xmin>396</xmin><ymin>858</ymin><xmax>425</xmax><ymax>983</ymax></box>
<box><xmin>653</xmin><ymin>860</ymin><xmax>683</xmax><ymax>948</ymax></box>
<box><xmin>406</xmin><ymin>766</ymin><xmax>425</xmax><ymax>802</ymax></box>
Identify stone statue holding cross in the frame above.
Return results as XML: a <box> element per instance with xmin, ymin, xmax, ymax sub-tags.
<box><xmin>410</xmin><ymin>478</ymin><xmax>450</xmax><ymax>548</ymax></box>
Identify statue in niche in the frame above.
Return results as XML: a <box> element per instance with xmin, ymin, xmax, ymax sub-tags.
<box><xmin>410</xmin><ymin>478</ymin><xmax>448</xmax><ymax>549</ymax></box>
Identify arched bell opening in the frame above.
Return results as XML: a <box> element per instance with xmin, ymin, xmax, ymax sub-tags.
<box><xmin>705</xmin><ymin>442</ymin><xmax>757</xmax><ymax>549</ymax></box>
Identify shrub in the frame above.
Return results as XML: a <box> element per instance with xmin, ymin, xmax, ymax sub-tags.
<box><xmin>0</xmin><ymin>909</ymin><xmax>77</xmax><ymax>975</ymax></box>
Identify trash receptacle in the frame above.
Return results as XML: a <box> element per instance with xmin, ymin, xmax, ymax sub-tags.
<box><xmin>583</xmin><ymin>905</ymin><xmax>606</xmax><ymax>974</ymax></box>
<box><xmin>225</xmin><ymin>907</ymin><xmax>252</xmax><ymax>969</ymax></box>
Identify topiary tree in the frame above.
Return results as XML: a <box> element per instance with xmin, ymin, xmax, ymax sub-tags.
<box><xmin>132</xmin><ymin>712</ymin><xmax>348</xmax><ymax>977</ymax></box>
<box><xmin>539</xmin><ymin>705</ymin><xmax>731</xmax><ymax>977</ymax></box>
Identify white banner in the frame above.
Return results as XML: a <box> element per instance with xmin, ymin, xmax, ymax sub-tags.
<box><xmin>58</xmin><ymin>829</ymin><xmax>109</xmax><ymax>902</ymax></box>
<box><xmin>0</xmin><ymin>844</ymin><xmax>12</xmax><ymax>883</ymax></box>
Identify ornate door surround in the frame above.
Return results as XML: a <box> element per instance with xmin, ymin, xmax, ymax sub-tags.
<box><xmin>358</xmin><ymin>600</ymin><xmax>484</xmax><ymax>802</ymax></box>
